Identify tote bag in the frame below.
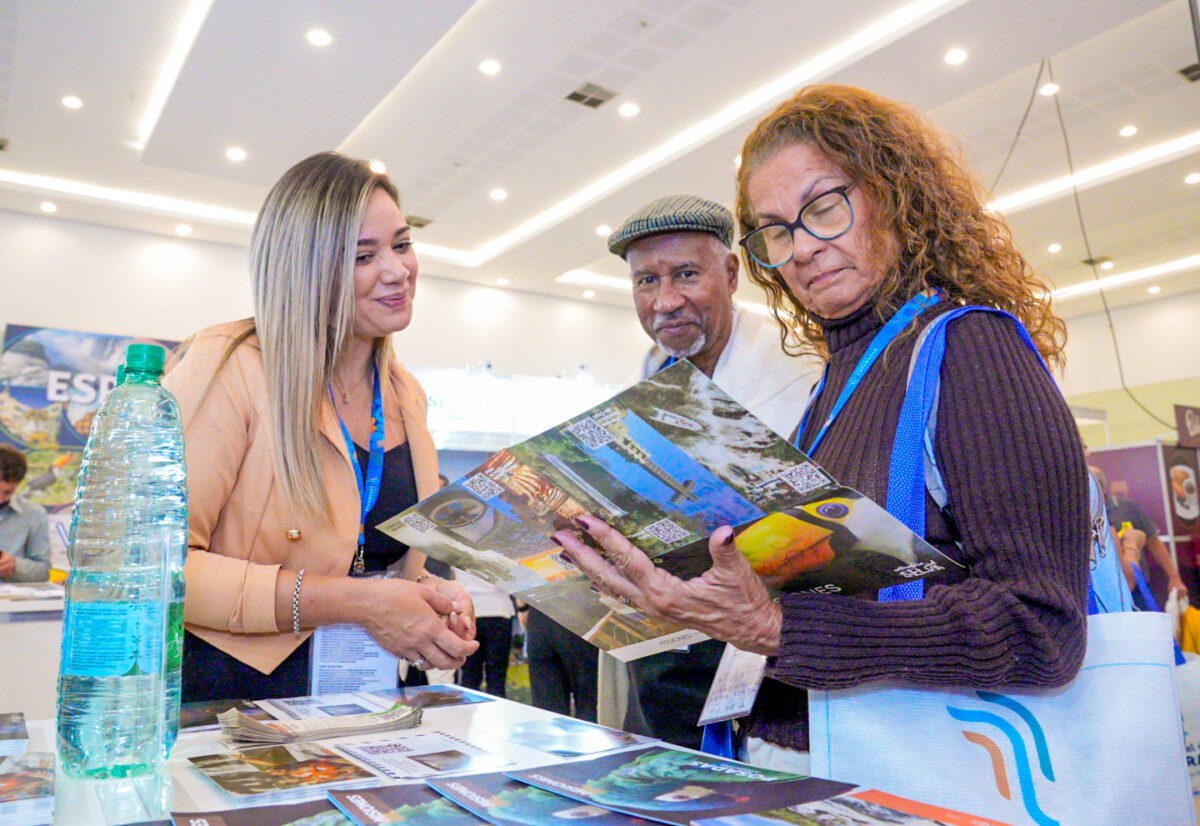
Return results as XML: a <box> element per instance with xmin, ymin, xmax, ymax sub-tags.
<box><xmin>810</xmin><ymin>611</ymin><xmax>1192</xmax><ymax>826</ymax></box>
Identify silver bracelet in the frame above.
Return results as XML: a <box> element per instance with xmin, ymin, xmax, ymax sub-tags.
<box><xmin>292</xmin><ymin>569</ymin><xmax>306</xmax><ymax>637</ymax></box>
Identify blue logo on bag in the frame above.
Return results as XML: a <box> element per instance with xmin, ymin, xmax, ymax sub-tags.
<box><xmin>947</xmin><ymin>691</ymin><xmax>1058</xmax><ymax>826</ymax></box>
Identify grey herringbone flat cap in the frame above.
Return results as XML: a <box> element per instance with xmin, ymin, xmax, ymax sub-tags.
<box><xmin>607</xmin><ymin>194</ymin><xmax>734</xmax><ymax>259</ymax></box>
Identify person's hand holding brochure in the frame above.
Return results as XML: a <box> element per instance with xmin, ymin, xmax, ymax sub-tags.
<box><xmin>217</xmin><ymin>702</ymin><xmax>421</xmax><ymax>746</ymax></box>
<box><xmin>380</xmin><ymin>361</ymin><xmax>961</xmax><ymax>661</ymax></box>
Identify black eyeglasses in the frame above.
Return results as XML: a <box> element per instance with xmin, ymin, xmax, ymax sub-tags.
<box><xmin>739</xmin><ymin>182</ymin><xmax>856</xmax><ymax>269</ymax></box>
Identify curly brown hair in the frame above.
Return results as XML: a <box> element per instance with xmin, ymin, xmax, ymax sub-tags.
<box><xmin>734</xmin><ymin>84</ymin><xmax>1066</xmax><ymax>367</ymax></box>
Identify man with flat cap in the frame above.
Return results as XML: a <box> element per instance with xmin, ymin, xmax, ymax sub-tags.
<box><xmin>603</xmin><ymin>194</ymin><xmax>818</xmax><ymax>748</ymax></box>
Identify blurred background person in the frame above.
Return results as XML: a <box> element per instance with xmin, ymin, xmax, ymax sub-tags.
<box><xmin>0</xmin><ymin>444</ymin><xmax>50</xmax><ymax>583</ymax></box>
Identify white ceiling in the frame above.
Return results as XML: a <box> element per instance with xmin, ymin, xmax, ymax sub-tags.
<box><xmin>1</xmin><ymin>0</ymin><xmax>1197</xmax><ymax>320</ymax></box>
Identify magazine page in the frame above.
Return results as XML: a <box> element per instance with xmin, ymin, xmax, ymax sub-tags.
<box><xmin>428</xmin><ymin>769</ymin><xmax>652</xmax><ymax>825</ymax></box>
<box><xmin>380</xmin><ymin>361</ymin><xmax>960</xmax><ymax>660</ymax></box>
<box><xmin>691</xmin><ymin>787</ymin><xmax>1014</xmax><ymax>825</ymax></box>
<box><xmin>367</xmin><ymin>684</ymin><xmax>495</xmax><ymax>710</ymax></box>
<box><xmin>186</xmin><ymin>743</ymin><xmax>376</xmax><ymax>799</ymax></box>
<box><xmin>506</xmin><ymin>746</ymin><xmax>854</xmax><ymax>826</ymax></box>
<box><xmin>328</xmin><ymin>784</ymin><xmax>487</xmax><ymax>825</ymax></box>
<box><xmin>171</xmin><ymin>798</ymin><xmax>351</xmax><ymax>826</ymax></box>
<box><xmin>333</xmin><ymin>731</ymin><xmax>510</xmax><ymax>779</ymax></box>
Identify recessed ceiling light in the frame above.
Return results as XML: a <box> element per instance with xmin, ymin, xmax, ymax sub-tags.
<box><xmin>1118</xmin><ymin>125</ymin><xmax>1137</xmax><ymax>138</ymax></box>
<box><xmin>618</xmin><ymin>102</ymin><xmax>640</xmax><ymax>118</ymax></box>
<box><xmin>175</xmin><ymin>223</ymin><xmax>193</xmax><ymax>236</ymax></box>
<box><xmin>595</xmin><ymin>225</ymin><xmax>612</xmax><ymax>236</ymax></box>
<box><xmin>582</xmin><ymin>289</ymin><xmax>596</xmax><ymax>299</ymax></box>
<box><xmin>40</xmin><ymin>201</ymin><xmax>57</xmax><ymax>213</ymax></box>
<box><xmin>1047</xmin><ymin>243</ymin><xmax>1062</xmax><ymax>254</ymax></box>
<box><xmin>1147</xmin><ymin>285</ymin><xmax>1161</xmax><ymax>294</ymax></box>
<box><xmin>496</xmin><ymin>277</ymin><xmax>510</xmax><ymax>286</ymax></box>
<box><xmin>1038</xmin><ymin>82</ymin><xmax>1060</xmax><ymax>96</ymax></box>
<box><xmin>1186</xmin><ymin>173</ymin><xmax>1200</xmax><ymax>185</ymax></box>
<box><xmin>944</xmin><ymin>48</ymin><xmax>967</xmax><ymax>65</ymax></box>
<box><xmin>61</xmin><ymin>95</ymin><xmax>83</xmax><ymax>110</ymax></box>
<box><xmin>225</xmin><ymin>146</ymin><xmax>247</xmax><ymax>162</ymax></box>
<box><xmin>479</xmin><ymin>59</ymin><xmax>501</xmax><ymax>76</ymax></box>
<box><xmin>368</xmin><ymin>160</ymin><xmax>386</xmax><ymax>174</ymax></box>
<box><xmin>1099</xmin><ymin>259</ymin><xmax>1115</xmax><ymax>270</ymax></box>
<box><xmin>489</xmin><ymin>188</ymin><xmax>508</xmax><ymax>202</ymax></box>
<box><xmin>306</xmin><ymin>29</ymin><xmax>332</xmax><ymax>47</ymax></box>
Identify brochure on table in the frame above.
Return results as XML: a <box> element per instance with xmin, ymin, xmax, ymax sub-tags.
<box><xmin>330</xmin><ymin>783</ymin><xmax>488</xmax><ymax>825</ymax></box>
<box><xmin>429</xmin><ymin>769</ymin><xmax>651</xmax><ymax>825</ymax></box>
<box><xmin>381</xmin><ymin>360</ymin><xmax>959</xmax><ymax>661</ymax></box>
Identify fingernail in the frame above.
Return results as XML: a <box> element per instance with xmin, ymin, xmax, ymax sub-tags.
<box><xmin>560</xmin><ymin>548</ymin><xmax>575</xmax><ymax>564</ymax></box>
<box><xmin>575</xmin><ymin>516</ymin><xmax>590</xmax><ymax>531</ymax></box>
<box><xmin>722</xmin><ymin>527</ymin><xmax>735</xmax><ymax>546</ymax></box>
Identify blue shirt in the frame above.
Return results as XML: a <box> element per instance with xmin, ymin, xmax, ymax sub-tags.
<box><xmin>0</xmin><ymin>497</ymin><xmax>51</xmax><ymax>582</ymax></box>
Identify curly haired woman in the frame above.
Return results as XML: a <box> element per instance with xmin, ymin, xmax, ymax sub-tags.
<box><xmin>556</xmin><ymin>84</ymin><xmax>1089</xmax><ymax>771</ymax></box>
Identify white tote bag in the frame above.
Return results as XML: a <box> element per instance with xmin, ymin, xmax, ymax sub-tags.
<box><xmin>809</xmin><ymin>611</ymin><xmax>1193</xmax><ymax>826</ymax></box>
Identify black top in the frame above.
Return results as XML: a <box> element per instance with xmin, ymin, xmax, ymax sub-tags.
<box><xmin>354</xmin><ymin>441</ymin><xmax>449</xmax><ymax>577</ymax></box>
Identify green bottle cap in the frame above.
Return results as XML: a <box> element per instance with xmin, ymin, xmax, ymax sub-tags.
<box><xmin>114</xmin><ymin>365</ymin><xmax>126</xmax><ymax>386</ymax></box>
<box><xmin>124</xmin><ymin>343</ymin><xmax>166</xmax><ymax>376</ymax></box>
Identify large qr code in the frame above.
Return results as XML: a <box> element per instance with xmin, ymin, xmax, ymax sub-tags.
<box><xmin>643</xmin><ymin>518</ymin><xmax>690</xmax><ymax>544</ymax></box>
<box><xmin>565</xmin><ymin>417</ymin><xmax>616</xmax><ymax>450</ymax></box>
<box><xmin>401</xmin><ymin>512</ymin><xmax>436</xmax><ymax>533</ymax></box>
<box><xmin>463</xmin><ymin>473</ymin><xmax>504</xmax><ymax>500</ymax></box>
<box><xmin>777</xmin><ymin>463</ymin><xmax>829</xmax><ymax>494</ymax></box>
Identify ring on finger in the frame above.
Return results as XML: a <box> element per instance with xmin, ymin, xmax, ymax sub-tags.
<box><xmin>406</xmin><ymin>656</ymin><xmax>427</xmax><ymax>669</ymax></box>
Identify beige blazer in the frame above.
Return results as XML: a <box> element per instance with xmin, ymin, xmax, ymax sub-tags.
<box><xmin>163</xmin><ymin>321</ymin><xmax>440</xmax><ymax>674</ymax></box>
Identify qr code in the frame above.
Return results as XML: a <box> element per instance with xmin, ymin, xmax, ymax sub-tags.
<box><xmin>356</xmin><ymin>742</ymin><xmax>412</xmax><ymax>755</ymax></box>
<box><xmin>566</xmin><ymin>417</ymin><xmax>616</xmax><ymax>450</ymax></box>
<box><xmin>644</xmin><ymin>518</ymin><xmax>690</xmax><ymax>544</ymax></box>
<box><xmin>463</xmin><ymin>473</ymin><xmax>504</xmax><ymax>500</ymax></box>
<box><xmin>401</xmin><ymin>512</ymin><xmax>436</xmax><ymax>533</ymax></box>
<box><xmin>777</xmin><ymin>463</ymin><xmax>828</xmax><ymax>494</ymax></box>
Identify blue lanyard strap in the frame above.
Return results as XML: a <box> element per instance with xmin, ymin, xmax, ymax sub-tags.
<box><xmin>795</xmin><ymin>290</ymin><xmax>941</xmax><ymax>456</ymax></box>
<box><xmin>330</xmin><ymin>365</ymin><xmax>386</xmax><ymax>575</ymax></box>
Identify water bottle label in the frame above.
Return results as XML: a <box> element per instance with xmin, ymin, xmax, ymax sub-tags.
<box><xmin>62</xmin><ymin>602</ymin><xmax>165</xmax><ymax>678</ymax></box>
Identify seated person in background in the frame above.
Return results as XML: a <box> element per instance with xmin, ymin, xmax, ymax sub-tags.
<box><xmin>0</xmin><ymin>444</ymin><xmax>51</xmax><ymax>583</ymax></box>
<box><xmin>559</xmin><ymin>84</ymin><xmax>1089</xmax><ymax>772</ymax></box>
<box><xmin>164</xmin><ymin>152</ymin><xmax>477</xmax><ymax>702</ymax></box>
<box><xmin>1090</xmin><ymin>465</ymin><xmax>1188</xmax><ymax>607</ymax></box>
<box><xmin>603</xmin><ymin>194</ymin><xmax>819</xmax><ymax>748</ymax></box>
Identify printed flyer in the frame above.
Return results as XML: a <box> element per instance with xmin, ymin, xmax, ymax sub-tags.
<box><xmin>507</xmin><ymin>746</ymin><xmax>854</xmax><ymax>825</ymax></box>
<box><xmin>381</xmin><ymin>360</ymin><xmax>959</xmax><ymax>660</ymax></box>
<box><xmin>429</xmin><ymin>769</ymin><xmax>651</xmax><ymax>825</ymax></box>
<box><xmin>328</xmin><ymin>784</ymin><xmax>487</xmax><ymax>825</ymax></box>
<box><xmin>171</xmin><ymin>799</ymin><xmax>351</xmax><ymax>826</ymax></box>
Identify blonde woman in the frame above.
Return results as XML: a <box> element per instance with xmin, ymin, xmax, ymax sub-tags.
<box><xmin>166</xmin><ymin>152</ymin><xmax>477</xmax><ymax>701</ymax></box>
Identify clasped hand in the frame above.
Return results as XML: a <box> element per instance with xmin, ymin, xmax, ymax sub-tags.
<box><xmin>553</xmin><ymin>516</ymin><xmax>782</xmax><ymax>656</ymax></box>
<box><xmin>361</xmin><ymin>576</ymin><xmax>478</xmax><ymax>671</ymax></box>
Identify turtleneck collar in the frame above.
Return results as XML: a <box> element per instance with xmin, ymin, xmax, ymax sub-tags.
<box><xmin>814</xmin><ymin>299</ymin><xmax>883</xmax><ymax>355</ymax></box>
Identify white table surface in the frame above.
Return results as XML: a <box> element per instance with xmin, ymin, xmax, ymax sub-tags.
<box><xmin>26</xmin><ymin>689</ymin><xmax>652</xmax><ymax>824</ymax></box>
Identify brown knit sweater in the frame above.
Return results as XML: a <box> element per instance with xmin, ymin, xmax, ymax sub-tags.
<box><xmin>743</xmin><ymin>297</ymin><xmax>1090</xmax><ymax>751</ymax></box>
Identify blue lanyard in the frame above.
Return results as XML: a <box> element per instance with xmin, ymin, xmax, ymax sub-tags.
<box><xmin>660</xmin><ymin>355</ymin><xmax>678</xmax><ymax>370</ymax></box>
<box><xmin>331</xmin><ymin>365</ymin><xmax>386</xmax><ymax>575</ymax></box>
<box><xmin>795</xmin><ymin>290</ymin><xmax>941</xmax><ymax>456</ymax></box>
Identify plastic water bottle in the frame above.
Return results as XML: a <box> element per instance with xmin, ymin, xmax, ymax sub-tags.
<box><xmin>56</xmin><ymin>343</ymin><xmax>187</xmax><ymax>779</ymax></box>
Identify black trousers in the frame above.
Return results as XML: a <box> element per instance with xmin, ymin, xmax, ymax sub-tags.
<box><xmin>526</xmin><ymin>609</ymin><xmax>597</xmax><ymax>722</ymax></box>
<box><xmin>458</xmin><ymin>615</ymin><xmax>513</xmax><ymax>698</ymax></box>
<box><xmin>628</xmin><ymin>638</ymin><xmax>725</xmax><ymax>749</ymax></box>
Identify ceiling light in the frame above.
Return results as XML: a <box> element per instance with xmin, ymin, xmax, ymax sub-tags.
<box><xmin>479</xmin><ymin>59</ymin><xmax>501</xmax><ymax>76</ymax></box>
<box><xmin>1118</xmin><ymin>125</ymin><xmax>1137</xmax><ymax>138</ymax></box>
<box><xmin>1147</xmin><ymin>285</ymin><xmax>1161</xmax><ymax>294</ymax></box>
<box><xmin>1047</xmin><ymin>243</ymin><xmax>1062</xmax><ymax>254</ymax></box>
<box><xmin>61</xmin><ymin>95</ymin><xmax>83</xmax><ymax>110</ymax></box>
<box><xmin>225</xmin><ymin>146</ymin><xmax>247</xmax><ymax>162</ymax></box>
<box><xmin>496</xmin><ymin>277</ymin><xmax>510</xmax><ymax>286</ymax></box>
<box><xmin>175</xmin><ymin>223</ymin><xmax>193</xmax><ymax>236</ymax></box>
<box><xmin>944</xmin><ymin>48</ymin><xmax>967</xmax><ymax>65</ymax></box>
<box><xmin>1186</xmin><ymin>173</ymin><xmax>1200</xmax><ymax>185</ymax></box>
<box><xmin>582</xmin><ymin>290</ymin><xmax>596</xmax><ymax>299</ymax></box>
<box><xmin>556</xmin><ymin>269</ymin><xmax>632</xmax><ymax>292</ymax></box>
<box><xmin>489</xmin><ymin>188</ymin><xmax>508</xmax><ymax>202</ymax></box>
<box><xmin>988</xmin><ymin>129</ymin><xmax>1200</xmax><ymax>213</ymax></box>
<box><xmin>1099</xmin><ymin>259</ymin><xmax>1115</xmax><ymax>270</ymax></box>
<box><xmin>138</xmin><ymin>0</ymin><xmax>213</xmax><ymax>144</ymax></box>
<box><xmin>306</xmin><ymin>29</ymin><xmax>332</xmax><ymax>47</ymax></box>
<box><xmin>618</xmin><ymin>102</ymin><xmax>640</xmax><ymax>118</ymax></box>
<box><xmin>40</xmin><ymin>201</ymin><xmax>57</xmax><ymax>213</ymax></box>
<box><xmin>368</xmin><ymin>160</ymin><xmax>386</xmax><ymax>174</ymax></box>
<box><xmin>595</xmin><ymin>225</ymin><xmax>611</xmax><ymax>236</ymax></box>
<box><xmin>1038</xmin><ymin>82</ymin><xmax>1059</xmax><ymax>96</ymax></box>
<box><xmin>1053</xmin><ymin>253</ymin><xmax>1200</xmax><ymax>300</ymax></box>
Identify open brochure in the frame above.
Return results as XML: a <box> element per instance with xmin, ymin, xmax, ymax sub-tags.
<box><xmin>380</xmin><ymin>360</ymin><xmax>961</xmax><ymax>660</ymax></box>
<box><xmin>332</xmin><ymin>730</ymin><xmax>509</xmax><ymax>779</ymax></box>
<box><xmin>186</xmin><ymin>742</ymin><xmax>377</xmax><ymax>800</ymax></box>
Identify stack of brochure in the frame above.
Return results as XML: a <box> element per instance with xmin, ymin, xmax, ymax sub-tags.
<box><xmin>0</xmin><ymin>714</ymin><xmax>28</xmax><ymax>757</ymax></box>
<box><xmin>217</xmin><ymin>701</ymin><xmax>421</xmax><ymax>745</ymax></box>
<box><xmin>0</xmin><ymin>752</ymin><xmax>54</xmax><ymax>826</ymax></box>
